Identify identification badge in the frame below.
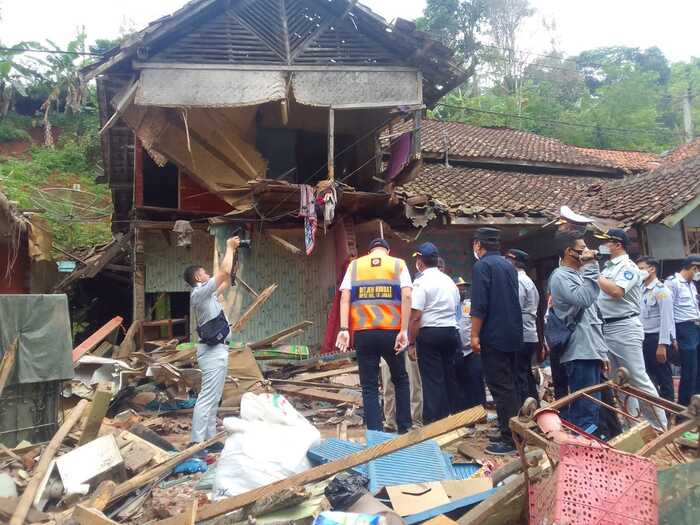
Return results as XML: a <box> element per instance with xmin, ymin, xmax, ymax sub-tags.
<box><xmin>371</xmin><ymin>258</ymin><xmax>381</xmax><ymax>267</ymax></box>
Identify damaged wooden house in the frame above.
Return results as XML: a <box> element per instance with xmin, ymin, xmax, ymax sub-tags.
<box><xmin>82</xmin><ymin>0</ymin><xmax>468</xmax><ymax>351</ymax></box>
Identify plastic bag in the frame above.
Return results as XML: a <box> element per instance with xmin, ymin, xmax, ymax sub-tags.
<box><xmin>213</xmin><ymin>393</ymin><xmax>321</xmax><ymax>499</ymax></box>
<box><xmin>325</xmin><ymin>473</ymin><xmax>370</xmax><ymax>510</ymax></box>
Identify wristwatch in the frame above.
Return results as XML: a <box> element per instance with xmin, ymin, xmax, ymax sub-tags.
<box><xmin>339</xmin><ymin>328</ymin><xmax>349</xmax><ymax>332</ymax></box>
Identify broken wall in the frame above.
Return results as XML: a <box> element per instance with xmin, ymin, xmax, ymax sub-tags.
<box><xmin>212</xmin><ymin>225</ymin><xmax>337</xmax><ymax>349</ymax></box>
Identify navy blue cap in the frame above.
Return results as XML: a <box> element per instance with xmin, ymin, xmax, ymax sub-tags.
<box><xmin>473</xmin><ymin>227</ymin><xmax>501</xmax><ymax>243</ymax></box>
<box><xmin>369</xmin><ymin>238</ymin><xmax>390</xmax><ymax>250</ymax></box>
<box><xmin>595</xmin><ymin>228</ymin><xmax>630</xmax><ymax>247</ymax></box>
<box><xmin>506</xmin><ymin>249</ymin><xmax>530</xmax><ymax>265</ymax></box>
<box><xmin>413</xmin><ymin>242</ymin><xmax>439</xmax><ymax>258</ymax></box>
<box><xmin>682</xmin><ymin>255</ymin><xmax>700</xmax><ymax>268</ymax></box>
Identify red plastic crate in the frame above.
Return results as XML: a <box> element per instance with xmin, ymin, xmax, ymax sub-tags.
<box><xmin>529</xmin><ymin>443</ymin><xmax>657</xmax><ymax>525</ymax></box>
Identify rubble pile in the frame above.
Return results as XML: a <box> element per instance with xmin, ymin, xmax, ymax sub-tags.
<box><xmin>0</xmin><ymin>315</ymin><xmax>699</xmax><ymax>525</ymax></box>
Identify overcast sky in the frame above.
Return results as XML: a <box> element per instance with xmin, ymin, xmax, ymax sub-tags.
<box><xmin>1</xmin><ymin>0</ymin><xmax>698</xmax><ymax>63</ymax></box>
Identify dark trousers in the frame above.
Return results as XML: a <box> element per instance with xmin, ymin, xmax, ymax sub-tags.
<box><xmin>642</xmin><ymin>332</ymin><xmax>674</xmax><ymax>402</ymax></box>
<box><xmin>563</xmin><ymin>359</ymin><xmax>601</xmax><ymax>431</ymax></box>
<box><xmin>676</xmin><ymin>321</ymin><xmax>700</xmax><ymax>406</ymax></box>
<box><xmin>455</xmin><ymin>352</ymin><xmax>486</xmax><ymax>409</ymax></box>
<box><xmin>481</xmin><ymin>344</ymin><xmax>520</xmax><ymax>443</ymax></box>
<box><xmin>515</xmin><ymin>342</ymin><xmax>540</xmax><ymax>404</ymax></box>
<box><xmin>355</xmin><ymin>329</ymin><xmax>412</xmax><ymax>433</ymax></box>
<box><xmin>416</xmin><ymin>327</ymin><xmax>461</xmax><ymax>424</ymax></box>
<box><xmin>549</xmin><ymin>345</ymin><xmax>569</xmax><ymax>400</ymax></box>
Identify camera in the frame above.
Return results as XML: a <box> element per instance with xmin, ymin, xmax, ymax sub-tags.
<box><xmin>239</xmin><ymin>239</ymin><xmax>252</xmax><ymax>249</ymax></box>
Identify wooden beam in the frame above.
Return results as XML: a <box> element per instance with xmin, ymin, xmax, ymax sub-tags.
<box><xmin>99</xmin><ymin>81</ymin><xmax>137</xmax><ymax>136</ymax></box>
<box><xmin>231</xmin><ymin>284</ymin><xmax>278</xmax><ymax>333</ymax></box>
<box><xmin>73</xmin><ymin>317</ymin><xmax>124</xmax><ymax>363</ymax></box>
<box><xmin>265</xmin><ymin>232</ymin><xmax>303</xmax><ymax>255</ymax></box>
<box><xmin>293</xmin><ymin>365</ymin><xmax>358</xmax><ymax>382</ymax></box>
<box><xmin>195</xmin><ymin>406</ymin><xmax>487</xmax><ymax>521</ymax></box>
<box><xmin>275</xmin><ymin>385</ymin><xmax>362</xmax><ymax>406</ymax></box>
<box><xmin>78</xmin><ymin>386</ymin><xmax>113</xmax><ymax>446</ymax></box>
<box><xmin>115</xmin><ymin>320</ymin><xmax>139</xmax><ymax>359</ymax></box>
<box><xmin>248</xmin><ymin>321</ymin><xmax>313</xmax><ymax>350</ymax></box>
<box><xmin>9</xmin><ymin>399</ymin><xmax>89</xmax><ymax>525</ymax></box>
<box><xmin>0</xmin><ymin>338</ymin><xmax>18</xmax><ymax>397</ymax></box>
<box><xmin>74</xmin><ymin>505</ymin><xmax>120</xmax><ymax>525</ymax></box>
<box><xmin>86</xmin><ymin>480</ymin><xmax>117</xmax><ymax>511</ymax></box>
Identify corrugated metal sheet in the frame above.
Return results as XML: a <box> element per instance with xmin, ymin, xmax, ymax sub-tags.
<box><xmin>214</xmin><ymin>225</ymin><xmax>336</xmax><ymax>349</ymax></box>
<box><xmin>307</xmin><ymin>438</ymin><xmax>367</xmax><ymax>475</ymax></box>
<box><xmin>365</xmin><ymin>430</ymin><xmax>456</xmax><ymax>492</ymax></box>
<box><xmin>144</xmin><ymin>229</ymin><xmax>214</xmax><ymax>293</ymax></box>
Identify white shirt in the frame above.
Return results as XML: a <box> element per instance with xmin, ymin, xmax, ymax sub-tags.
<box><xmin>665</xmin><ymin>272</ymin><xmax>700</xmax><ymax>323</ymax></box>
<box><xmin>339</xmin><ymin>260</ymin><xmax>412</xmax><ymax>291</ymax></box>
<box><xmin>517</xmin><ymin>270</ymin><xmax>540</xmax><ymax>343</ymax></box>
<box><xmin>411</xmin><ymin>267</ymin><xmax>460</xmax><ymax>328</ymax></box>
<box><xmin>597</xmin><ymin>254</ymin><xmax>642</xmax><ymax>319</ymax></box>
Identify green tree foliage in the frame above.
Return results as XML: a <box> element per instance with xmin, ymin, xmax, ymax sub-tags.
<box><xmin>423</xmin><ymin>0</ymin><xmax>698</xmax><ymax>152</ymax></box>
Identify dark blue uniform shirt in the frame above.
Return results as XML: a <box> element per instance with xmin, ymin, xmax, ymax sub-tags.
<box><xmin>471</xmin><ymin>251</ymin><xmax>523</xmax><ymax>352</ymax></box>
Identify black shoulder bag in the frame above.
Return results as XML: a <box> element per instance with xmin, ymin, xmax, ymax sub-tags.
<box><xmin>196</xmin><ymin>310</ymin><xmax>230</xmax><ymax>346</ymax></box>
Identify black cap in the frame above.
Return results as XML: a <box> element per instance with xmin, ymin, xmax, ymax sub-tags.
<box><xmin>473</xmin><ymin>227</ymin><xmax>501</xmax><ymax>243</ymax></box>
<box><xmin>596</xmin><ymin>228</ymin><xmax>630</xmax><ymax>247</ymax></box>
<box><xmin>369</xmin><ymin>238</ymin><xmax>390</xmax><ymax>251</ymax></box>
<box><xmin>506</xmin><ymin>249</ymin><xmax>530</xmax><ymax>265</ymax></box>
<box><xmin>413</xmin><ymin>242</ymin><xmax>439</xmax><ymax>258</ymax></box>
<box><xmin>682</xmin><ymin>255</ymin><xmax>700</xmax><ymax>268</ymax></box>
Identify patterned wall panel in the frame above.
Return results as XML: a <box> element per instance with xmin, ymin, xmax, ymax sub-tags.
<box><xmin>144</xmin><ymin>229</ymin><xmax>215</xmax><ymax>293</ymax></box>
<box><xmin>213</xmin><ymin>225</ymin><xmax>337</xmax><ymax>349</ymax></box>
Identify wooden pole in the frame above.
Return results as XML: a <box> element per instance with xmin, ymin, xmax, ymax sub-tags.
<box><xmin>196</xmin><ymin>405</ymin><xmax>487</xmax><ymax>521</ymax></box>
<box><xmin>328</xmin><ymin>108</ymin><xmax>335</xmax><ymax>181</ymax></box>
<box><xmin>0</xmin><ymin>337</ymin><xmax>18</xmax><ymax>397</ymax></box>
<box><xmin>10</xmin><ymin>399</ymin><xmax>90</xmax><ymax>525</ymax></box>
<box><xmin>78</xmin><ymin>386</ymin><xmax>113</xmax><ymax>446</ymax></box>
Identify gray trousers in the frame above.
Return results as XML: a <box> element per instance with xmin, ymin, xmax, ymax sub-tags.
<box><xmin>191</xmin><ymin>343</ymin><xmax>229</xmax><ymax>442</ymax></box>
<box><xmin>603</xmin><ymin>318</ymin><xmax>668</xmax><ymax>429</ymax></box>
<box><xmin>381</xmin><ymin>353</ymin><xmax>423</xmax><ymax>429</ymax></box>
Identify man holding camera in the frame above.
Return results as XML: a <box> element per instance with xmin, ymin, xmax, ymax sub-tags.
<box><xmin>183</xmin><ymin>236</ymin><xmax>240</xmax><ymax>447</ymax></box>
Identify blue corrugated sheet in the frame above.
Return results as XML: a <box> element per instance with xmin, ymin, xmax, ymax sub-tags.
<box><xmin>365</xmin><ymin>431</ymin><xmax>456</xmax><ymax>493</ymax></box>
<box><xmin>452</xmin><ymin>462</ymin><xmax>481</xmax><ymax>480</ymax></box>
<box><xmin>307</xmin><ymin>439</ymin><xmax>368</xmax><ymax>475</ymax></box>
<box><xmin>403</xmin><ymin>488</ymin><xmax>498</xmax><ymax>525</ymax></box>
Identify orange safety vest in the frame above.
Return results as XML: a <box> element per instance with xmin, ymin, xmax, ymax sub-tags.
<box><xmin>349</xmin><ymin>252</ymin><xmax>404</xmax><ymax>331</ymax></box>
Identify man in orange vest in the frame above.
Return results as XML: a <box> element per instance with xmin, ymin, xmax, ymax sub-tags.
<box><xmin>336</xmin><ymin>238</ymin><xmax>414</xmax><ymax>433</ymax></box>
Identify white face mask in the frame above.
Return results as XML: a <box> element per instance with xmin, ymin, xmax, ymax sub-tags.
<box><xmin>639</xmin><ymin>270</ymin><xmax>650</xmax><ymax>281</ymax></box>
<box><xmin>598</xmin><ymin>244</ymin><xmax>611</xmax><ymax>255</ymax></box>
<box><xmin>693</xmin><ymin>271</ymin><xmax>700</xmax><ymax>282</ymax></box>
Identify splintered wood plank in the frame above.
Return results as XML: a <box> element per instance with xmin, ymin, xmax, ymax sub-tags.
<box><xmin>152</xmin><ymin>500</ymin><xmax>198</xmax><ymax>525</ymax></box>
<box><xmin>0</xmin><ymin>338</ymin><xmax>18</xmax><ymax>397</ymax></box>
<box><xmin>231</xmin><ymin>284</ymin><xmax>278</xmax><ymax>333</ymax></box>
<box><xmin>73</xmin><ymin>317</ymin><xmax>124</xmax><ymax>362</ymax></box>
<box><xmin>249</xmin><ymin>321</ymin><xmax>313</xmax><ymax>350</ymax></box>
<box><xmin>78</xmin><ymin>386</ymin><xmax>113</xmax><ymax>446</ymax></box>
<box><xmin>74</xmin><ymin>504</ymin><xmax>120</xmax><ymax>525</ymax></box>
<box><xmin>275</xmin><ymin>385</ymin><xmax>363</xmax><ymax>406</ymax></box>
<box><xmin>292</xmin><ymin>365</ymin><xmax>358</xmax><ymax>381</ymax></box>
<box><xmin>195</xmin><ymin>406</ymin><xmax>487</xmax><ymax>521</ymax></box>
<box><xmin>115</xmin><ymin>320</ymin><xmax>139</xmax><ymax>359</ymax></box>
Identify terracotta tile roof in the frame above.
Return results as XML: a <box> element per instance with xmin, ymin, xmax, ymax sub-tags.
<box><xmin>399</xmin><ymin>138</ymin><xmax>700</xmax><ymax>225</ymax></box>
<box><xmin>390</xmin><ymin>119</ymin><xmax>654</xmax><ymax>171</ymax></box>
<box><xmin>398</xmin><ymin>163</ymin><xmax>600</xmax><ymax>218</ymax></box>
<box><xmin>584</xmin><ymin>138</ymin><xmax>700</xmax><ymax>224</ymax></box>
<box><xmin>573</xmin><ymin>147</ymin><xmax>659</xmax><ymax>172</ymax></box>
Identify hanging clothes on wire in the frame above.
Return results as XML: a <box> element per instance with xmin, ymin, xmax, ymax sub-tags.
<box><xmin>299</xmin><ymin>185</ymin><xmax>317</xmax><ymax>255</ymax></box>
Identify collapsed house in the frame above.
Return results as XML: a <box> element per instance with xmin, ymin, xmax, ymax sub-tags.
<box><xmin>82</xmin><ymin>0</ymin><xmax>469</xmax><ymax>350</ymax></box>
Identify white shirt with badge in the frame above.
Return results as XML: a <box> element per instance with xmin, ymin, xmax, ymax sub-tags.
<box><xmin>597</xmin><ymin>254</ymin><xmax>642</xmax><ymax>319</ymax></box>
<box><xmin>411</xmin><ymin>267</ymin><xmax>460</xmax><ymax>328</ymax></box>
<box><xmin>664</xmin><ymin>272</ymin><xmax>700</xmax><ymax>323</ymax></box>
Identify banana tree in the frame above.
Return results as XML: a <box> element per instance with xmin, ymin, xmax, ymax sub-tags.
<box><xmin>0</xmin><ymin>42</ymin><xmax>41</xmax><ymax>119</ymax></box>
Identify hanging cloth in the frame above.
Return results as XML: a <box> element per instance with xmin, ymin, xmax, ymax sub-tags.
<box><xmin>299</xmin><ymin>185</ymin><xmax>317</xmax><ymax>255</ymax></box>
